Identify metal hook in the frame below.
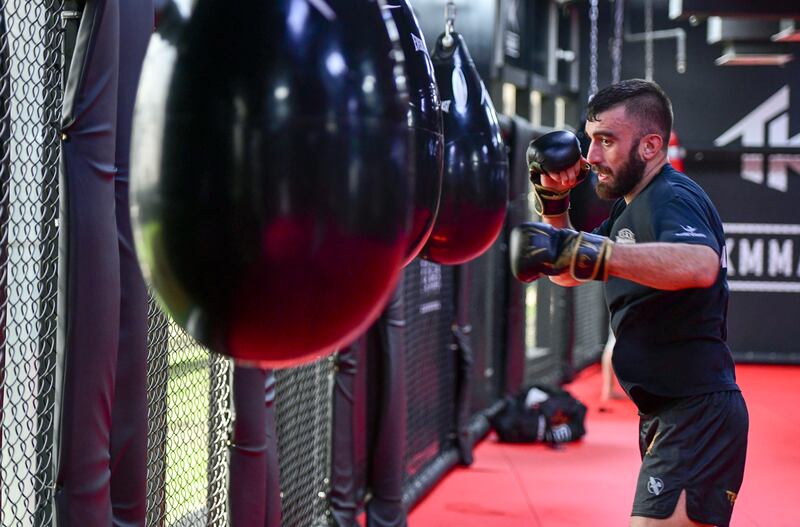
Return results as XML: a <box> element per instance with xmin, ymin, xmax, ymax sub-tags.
<box><xmin>442</xmin><ymin>0</ymin><xmax>456</xmax><ymax>48</ymax></box>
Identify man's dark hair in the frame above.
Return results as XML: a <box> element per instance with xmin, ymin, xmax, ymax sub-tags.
<box><xmin>586</xmin><ymin>79</ymin><xmax>673</xmax><ymax>150</ymax></box>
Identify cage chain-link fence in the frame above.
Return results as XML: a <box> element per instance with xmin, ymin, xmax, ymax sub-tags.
<box><xmin>144</xmin><ymin>298</ymin><xmax>233</xmax><ymax>527</ymax></box>
<box><xmin>0</xmin><ymin>0</ymin><xmax>63</xmax><ymax>525</ymax></box>
<box><xmin>465</xmin><ymin>241</ymin><xmax>507</xmax><ymax>415</ymax></box>
<box><xmin>572</xmin><ymin>281</ymin><xmax>608</xmax><ymax>371</ymax></box>
<box><xmin>275</xmin><ymin>357</ymin><xmax>335</xmax><ymax>527</ymax></box>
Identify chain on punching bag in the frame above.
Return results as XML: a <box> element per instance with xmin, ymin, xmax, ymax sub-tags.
<box><xmin>644</xmin><ymin>0</ymin><xmax>654</xmax><ymax>81</ymax></box>
<box><xmin>384</xmin><ymin>0</ymin><xmax>444</xmax><ymax>266</ymax></box>
<box><xmin>130</xmin><ymin>0</ymin><xmax>414</xmax><ymax>367</ymax></box>
<box><xmin>421</xmin><ymin>6</ymin><xmax>509</xmax><ymax>265</ymax></box>
<box><xmin>611</xmin><ymin>0</ymin><xmax>624</xmax><ymax>84</ymax></box>
<box><xmin>588</xmin><ymin>0</ymin><xmax>599</xmax><ymax>100</ymax></box>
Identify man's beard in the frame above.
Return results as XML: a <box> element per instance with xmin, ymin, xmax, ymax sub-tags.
<box><xmin>594</xmin><ymin>142</ymin><xmax>647</xmax><ymax>200</ymax></box>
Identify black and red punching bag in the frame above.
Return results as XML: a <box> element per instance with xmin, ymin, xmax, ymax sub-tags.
<box><xmin>384</xmin><ymin>0</ymin><xmax>444</xmax><ymax>266</ymax></box>
<box><xmin>668</xmin><ymin>130</ymin><xmax>685</xmax><ymax>173</ymax></box>
<box><xmin>130</xmin><ymin>0</ymin><xmax>414</xmax><ymax>367</ymax></box>
<box><xmin>421</xmin><ymin>30</ymin><xmax>509</xmax><ymax>265</ymax></box>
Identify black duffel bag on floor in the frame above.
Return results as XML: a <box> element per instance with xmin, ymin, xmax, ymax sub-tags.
<box><xmin>491</xmin><ymin>385</ymin><xmax>587</xmax><ymax>444</ymax></box>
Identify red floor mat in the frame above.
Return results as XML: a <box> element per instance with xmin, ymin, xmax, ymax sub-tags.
<box><xmin>408</xmin><ymin>363</ymin><xmax>800</xmax><ymax>526</ymax></box>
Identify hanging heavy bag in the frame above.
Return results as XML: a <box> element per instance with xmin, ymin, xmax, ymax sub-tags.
<box><xmin>384</xmin><ymin>0</ymin><xmax>444</xmax><ymax>266</ymax></box>
<box><xmin>421</xmin><ymin>28</ymin><xmax>509</xmax><ymax>265</ymax></box>
<box><xmin>131</xmin><ymin>0</ymin><xmax>414</xmax><ymax>367</ymax></box>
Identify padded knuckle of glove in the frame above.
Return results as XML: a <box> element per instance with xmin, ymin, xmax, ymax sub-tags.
<box><xmin>526</xmin><ymin>130</ymin><xmax>583</xmax><ymax>176</ymax></box>
<box><xmin>510</xmin><ymin>223</ymin><xmax>613</xmax><ymax>283</ymax></box>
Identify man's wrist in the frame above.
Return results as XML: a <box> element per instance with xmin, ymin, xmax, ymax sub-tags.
<box><xmin>568</xmin><ymin>233</ymin><xmax>613</xmax><ymax>282</ymax></box>
<box><xmin>532</xmin><ymin>183</ymin><xmax>571</xmax><ymax>217</ymax></box>
<box><xmin>539</xmin><ymin>210</ymin><xmax>571</xmax><ymax>229</ymax></box>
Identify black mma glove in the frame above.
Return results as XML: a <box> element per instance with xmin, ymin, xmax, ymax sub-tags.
<box><xmin>526</xmin><ymin>130</ymin><xmax>590</xmax><ymax>217</ymax></box>
<box><xmin>509</xmin><ymin>222</ymin><xmax>613</xmax><ymax>283</ymax></box>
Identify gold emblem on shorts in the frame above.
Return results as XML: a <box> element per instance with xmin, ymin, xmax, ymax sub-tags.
<box><xmin>726</xmin><ymin>490</ymin><xmax>737</xmax><ymax>505</ymax></box>
<box><xmin>645</xmin><ymin>431</ymin><xmax>660</xmax><ymax>456</ymax></box>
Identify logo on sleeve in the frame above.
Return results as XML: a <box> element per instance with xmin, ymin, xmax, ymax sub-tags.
<box><xmin>615</xmin><ymin>228</ymin><xmax>636</xmax><ymax>244</ymax></box>
<box><xmin>675</xmin><ymin>225</ymin><xmax>707</xmax><ymax>238</ymax></box>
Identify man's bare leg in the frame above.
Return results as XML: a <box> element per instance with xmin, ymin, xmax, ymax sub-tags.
<box><xmin>630</xmin><ymin>490</ymin><xmax>714</xmax><ymax>527</ymax></box>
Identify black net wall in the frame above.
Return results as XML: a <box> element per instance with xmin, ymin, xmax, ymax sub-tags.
<box><xmin>523</xmin><ymin>279</ymin><xmax>569</xmax><ymax>388</ymax></box>
<box><xmin>464</xmin><ymin>242</ymin><xmax>507</xmax><ymax>415</ymax></box>
<box><xmin>571</xmin><ymin>282</ymin><xmax>608</xmax><ymax>372</ymax></box>
<box><xmin>402</xmin><ymin>259</ymin><xmax>457</xmax><ymax>487</ymax></box>
<box><xmin>274</xmin><ymin>358</ymin><xmax>335</xmax><ymax>527</ymax></box>
<box><xmin>0</xmin><ymin>1</ymin><xmax>63</xmax><ymax>524</ymax></box>
<box><xmin>144</xmin><ymin>300</ymin><xmax>233</xmax><ymax>527</ymax></box>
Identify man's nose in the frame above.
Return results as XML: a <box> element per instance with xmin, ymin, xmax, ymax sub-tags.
<box><xmin>586</xmin><ymin>141</ymin><xmax>602</xmax><ymax>165</ymax></box>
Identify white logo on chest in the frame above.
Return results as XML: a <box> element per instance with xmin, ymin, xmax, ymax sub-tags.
<box><xmin>615</xmin><ymin>228</ymin><xmax>636</xmax><ymax>244</ymax></box>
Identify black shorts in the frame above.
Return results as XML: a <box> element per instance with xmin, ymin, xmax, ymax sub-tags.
<box><xmin>632</xmin><ymin>390</ymin><xmax>748</xmax><ymax>526</ymax></box>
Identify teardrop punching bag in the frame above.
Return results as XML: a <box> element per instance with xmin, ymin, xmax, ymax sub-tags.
<box><xmin>385</xmin><ymin>0</ymin><xmax>444</xmax><ymax>266</ymax></box>
<box><xmin>130</xmin><ymin>0</ymin><xmax>414</xmax><ymax>367</ymax></box>
<box><xmin>421</xmin><ymin>31</ymin><xmax>509</xmax><ymax>265</ymax></box>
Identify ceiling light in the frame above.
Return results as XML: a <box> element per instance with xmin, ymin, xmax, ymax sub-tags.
<box><xmin>772</xmin><ymin>20</ymin><xmax>800</xmax><ymax>42</ymax></box>
<box><xmin>715</xmin><ymin>42</ymin><xmax>793</xmax><ymax>66</ymax></box>
<box><xmin>715</xmin><ymin>53</ymin><xmax>793</xmax><ymax>66</ymax></box>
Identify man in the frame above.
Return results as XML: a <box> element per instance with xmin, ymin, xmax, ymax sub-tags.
<box><xmin>511</xmin><ymin>79</ymin><xmax>748</xmax><ymax>527</ymax></box>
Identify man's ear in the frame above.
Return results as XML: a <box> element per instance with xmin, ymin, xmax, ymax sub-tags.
<box><xmin>639</xmin><ymin>133</ymin><xmax>664</xmax><ymax>161</ymax></box>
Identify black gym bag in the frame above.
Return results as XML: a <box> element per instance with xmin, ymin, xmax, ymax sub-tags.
<box><xmin>491</xmin><ymin>385</ymin><xmax>587</xmax><ymax>445</ymax></box>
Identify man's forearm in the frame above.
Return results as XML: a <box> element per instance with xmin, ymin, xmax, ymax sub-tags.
<box><xmin>607</xmin><ymin>242</ymin><xmax>719</xmax><ymax>290</ymax></box>
<box><xmin>541</xmin><ymin>211</ymin><xmax>572</xmax><ymax>229</ymax></box>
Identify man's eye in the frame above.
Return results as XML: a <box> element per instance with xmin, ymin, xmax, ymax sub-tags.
<box><xmin>601</xmin><ymin>138</ymin><xmax>612</xmax><ymax>146</ymax></box>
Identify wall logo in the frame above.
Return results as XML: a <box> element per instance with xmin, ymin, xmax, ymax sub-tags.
<box><xmin>714</xmin><ymin>85</ymin><xmax>800</xmax><ymax>193</ymax></box>
<box><xmin>723</xmin><ymin>222</ymin><xmax>800</xmax><ymax>293</ymax></box>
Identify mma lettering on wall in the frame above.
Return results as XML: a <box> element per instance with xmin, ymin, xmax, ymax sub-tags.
<box><xmin>714</xmin><ymin>86</ymin><xmax>800</xmax><ymax>192</ymax></box>
<box><xmin>723</xmin><ymin>223</ymin><xmax>800</xmax><ymax>293</ymax></box>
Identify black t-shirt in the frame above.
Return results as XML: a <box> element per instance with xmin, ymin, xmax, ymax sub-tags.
<box><xmin>593</xmin><ymin>164</ymin><xmax>739</xmax><ymax>413</ymax></box>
